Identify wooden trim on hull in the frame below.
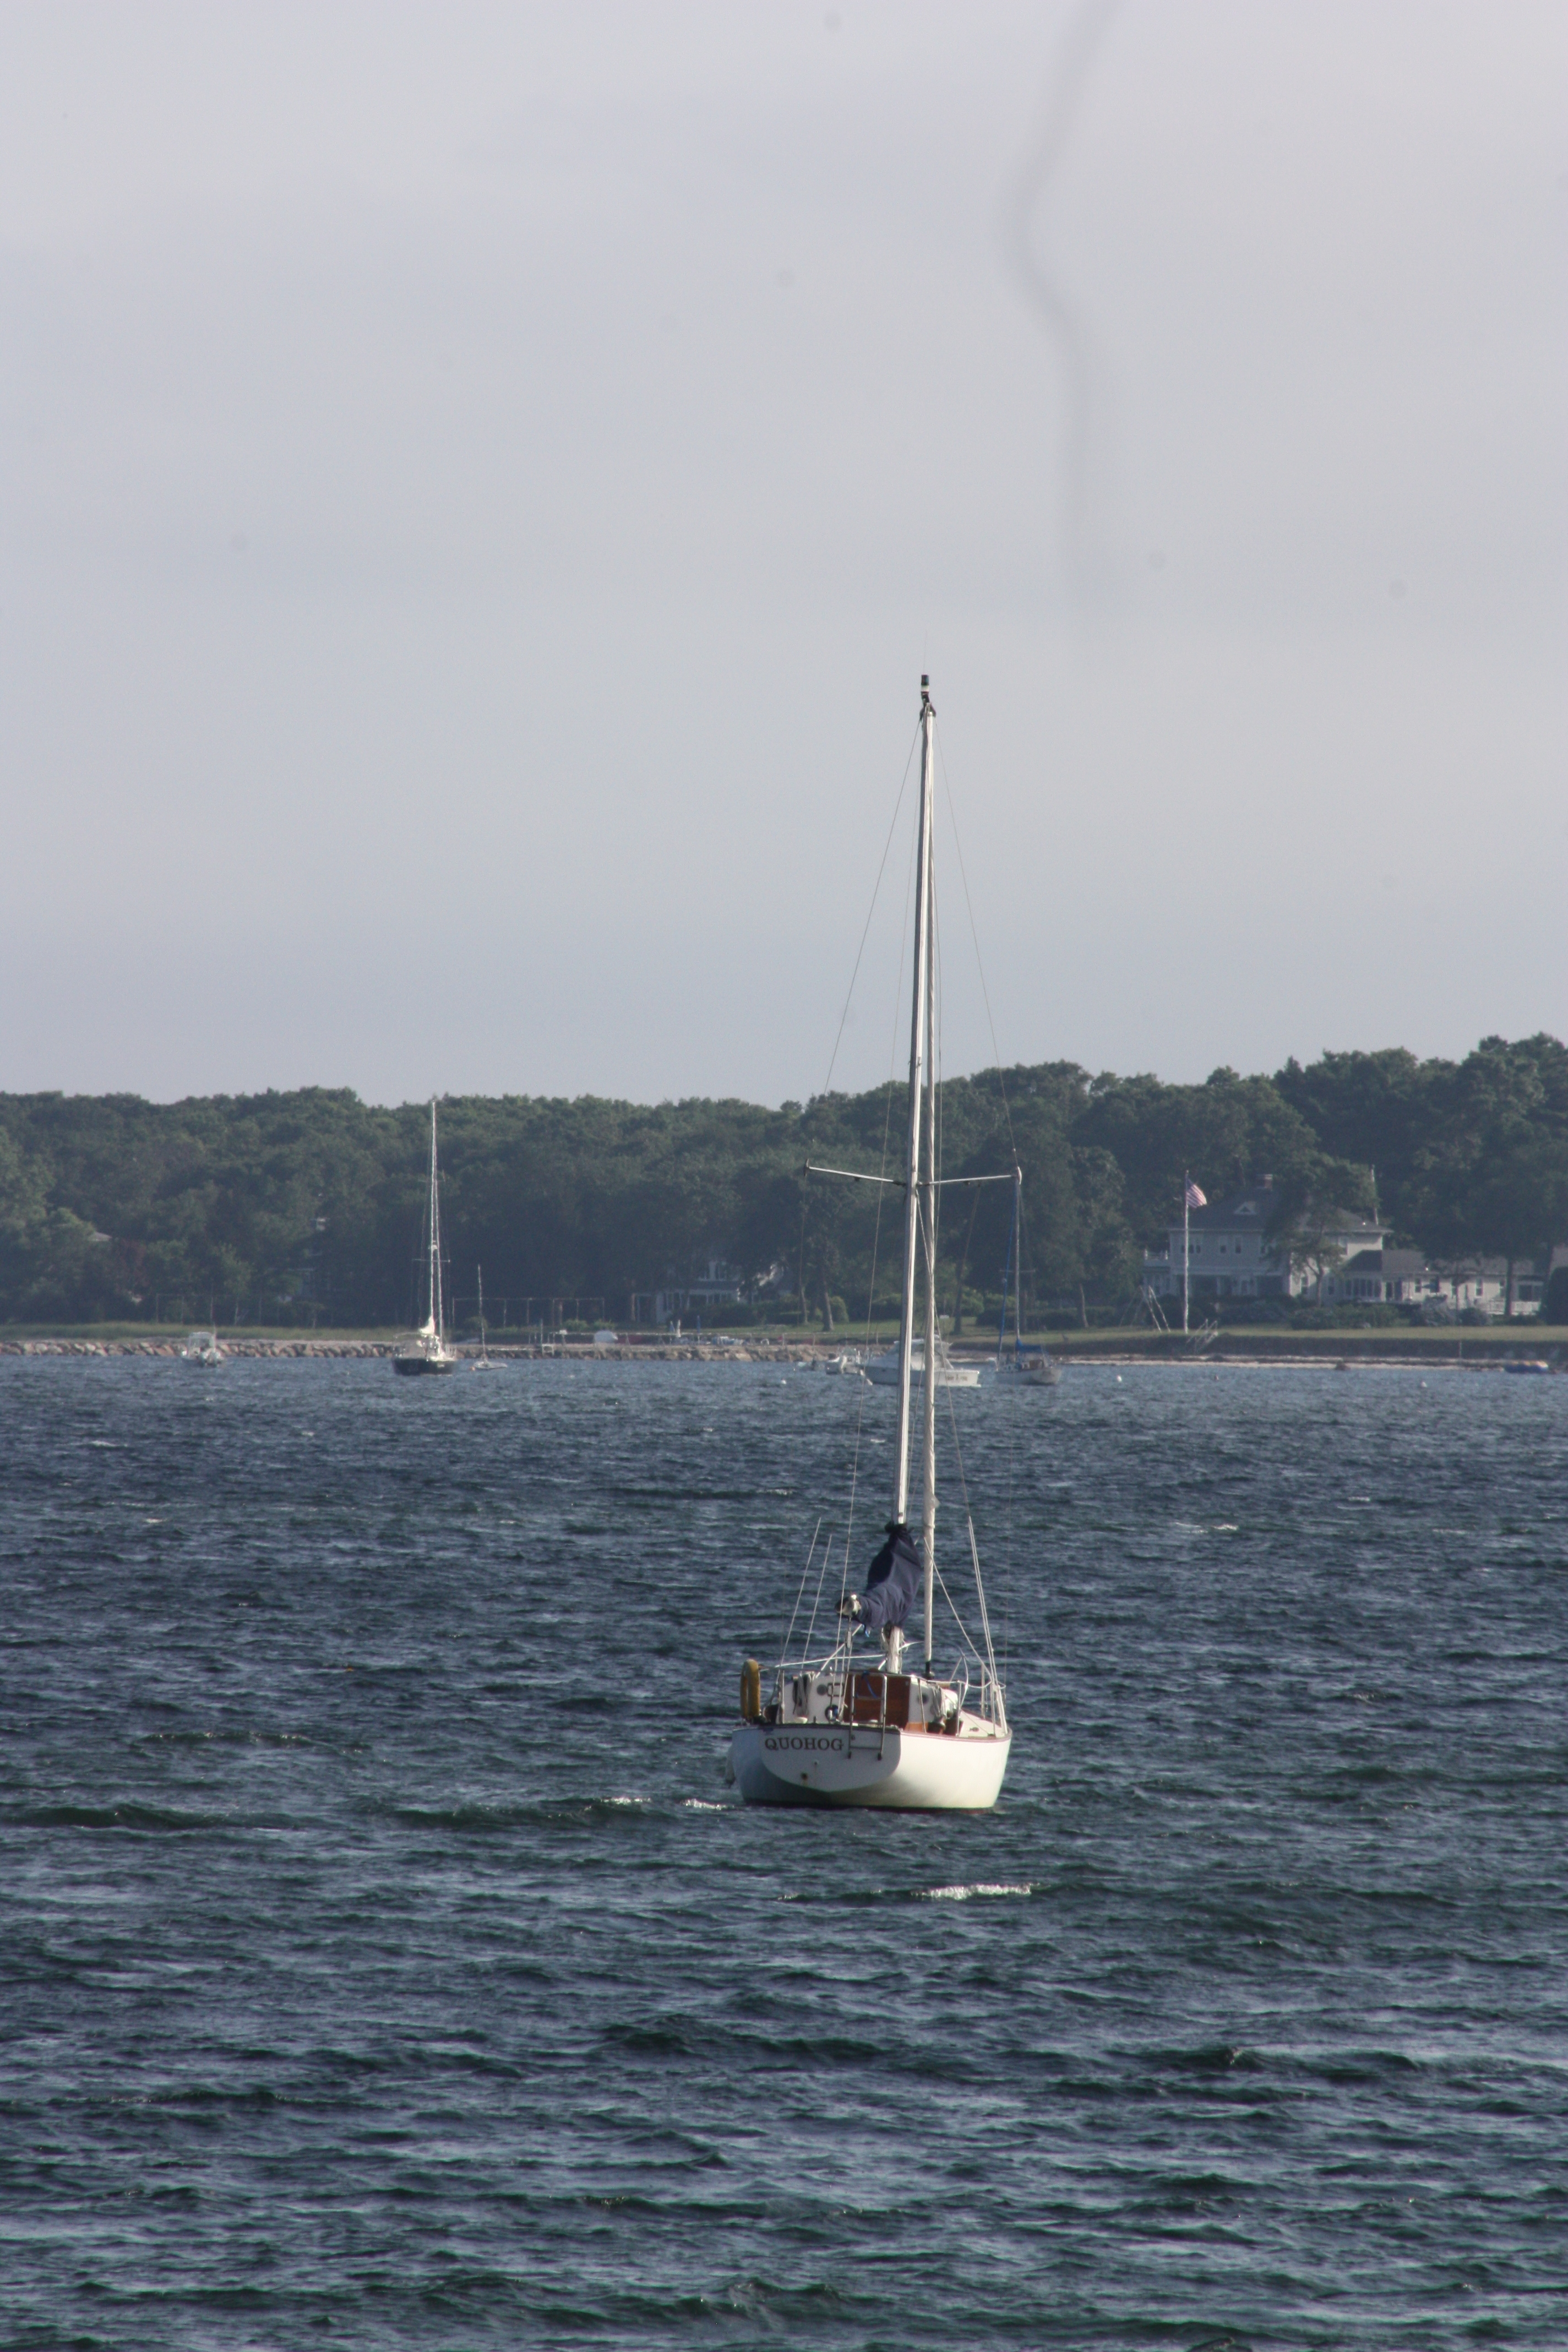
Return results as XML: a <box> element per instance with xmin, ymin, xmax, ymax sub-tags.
<box><xmin>731</xmin><ymin>1723</ymin><xmax>1010</xmax><ymax>1811</ymax></box>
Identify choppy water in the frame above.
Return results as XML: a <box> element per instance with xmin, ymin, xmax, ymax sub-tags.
<box><xmin>2</xmin><ymin>1356</ymin><xmax>1565</xmax><ymax>2348</ymax></box>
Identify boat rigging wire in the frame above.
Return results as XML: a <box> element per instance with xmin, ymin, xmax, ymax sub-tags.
<box><xmin>930</xmin><ymin>1555</ymin><xmax>980</xmax><ymax>1659</ymax></box>
<box><xmin>797</xmin><ymin>723</ymin><xmax>921</xmax><ymax>1347</ymax></box>
<box><xmin>820</xmin><ymin>721</ymin><xmax>921</xmax><ymax>1101</ymax></box>
<box><xmin>835</xmin><ymin>748</ymin><xmax>923</xmax><ymax>1603</ymax></box>
<box><xmin>938</xmin><ymin>1371</ymin><xmax>1004</xmax><ymax>1700</ymax></box>
<box><xmin>966</xmin><ymin>1512</ymin><xmax>1004</xmax><ymax>1709</ymax></box>
<box><xmin>935</xmin><ymin>723</ymin><xmax>1019</xmax><ymax>1164</ymax></box>
<box><xmin>780</xmin><ymin>1517</ymin><xmax>824</xmax><ymax>1663</ymax></box>
<box><xmin>801</xmin><ymin>1520</ymin><xmax>836</xmax><ymax>1663</ymax></box>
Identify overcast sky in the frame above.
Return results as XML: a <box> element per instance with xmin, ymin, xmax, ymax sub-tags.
<box><xmin>3</xmin><ymin>1</ymin><xmax>1563</xmax><ymax>1108</ymax></box>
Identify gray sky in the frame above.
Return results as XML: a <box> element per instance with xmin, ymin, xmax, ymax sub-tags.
<box><xmin>3</xmin><ymin>1</ymin><xmax>1563</xmax><ymax>1107</ymax></box>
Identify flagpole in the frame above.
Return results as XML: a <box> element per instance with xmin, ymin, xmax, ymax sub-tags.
<box><xmin>1183</xmin><ymin>1172</ymin><xmax>1190</xmax><ymax>1336</ymax></box>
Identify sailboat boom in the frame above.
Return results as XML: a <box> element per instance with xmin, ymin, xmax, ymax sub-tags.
<box><xmin>805</xmin><ymin>1164</ymin><xmax>903</xmax><ymax>1188</ymax></box>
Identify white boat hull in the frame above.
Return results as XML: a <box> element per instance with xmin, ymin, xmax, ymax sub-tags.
<box><xmin>730</xmin><ymin>1721</ymin><xmax>1010</xmax><ymax>1810</ymax></box>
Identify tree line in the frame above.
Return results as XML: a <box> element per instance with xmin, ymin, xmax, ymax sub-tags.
<box><xmin>1</xmin><ymin>1032</ymin><xmax>1564</xmax><ymax>1329</ymax></box>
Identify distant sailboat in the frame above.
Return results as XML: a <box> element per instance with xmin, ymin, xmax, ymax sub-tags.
<box><xmin>471</xmin><ymin>1265</ymin><xmax>500</xmax><ymax>1370</ymax></box>
<box><xmin>393</xmin><ymin>1101</ymin><xmax>458</xmax><ymax>1376</ymax></box>
<box><xmin>863</xmin><ymin>1335</ymin><xmax>981</xmax><ymax>1389</ymax></box>
<box><xmin>729</xmin><ymin>677</ymin><xmax>1011</xmax><ymax>1809</ymax></box>
<box><xmin>992</xmin><ymin>1167</ymin><xmax>1061</xmax><ymax>1389</ymax></box>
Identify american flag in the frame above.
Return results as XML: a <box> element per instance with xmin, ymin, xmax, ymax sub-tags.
<box><xmin>1184</xmin><ymin>1181</ymin><xmax>1207</xmax><ymax>1209</ymax></box>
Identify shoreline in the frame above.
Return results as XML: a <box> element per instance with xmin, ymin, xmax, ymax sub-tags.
<box><xmin>2</xmin><ymin>1332</ymin><xmax>1562</xmax><ymax>1370</ymax></box>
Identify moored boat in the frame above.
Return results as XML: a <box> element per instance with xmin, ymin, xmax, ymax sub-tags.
<box><xmin>393</xmin><ymin>1101</ymin><xmax>458</xmax><ymax>1376</ymax></box>
<box><xmin>729</xmin><ymin>678</ymin><xmax>1011</xmax><ymax>1810</ymax></box>
<box><xmin>991</xmin><ymin>1168</ymin><xmax>1062</xmax><ymax>1389</ymax></box>
<box><xmin>470</xmin><ymin>1265</ymin><xmax>501</xmax><ymax>1370</ymax></box>
<box><xmin>863</xmin><ymin>1337</ymin><xmax>982</xmax><ymax>1390</ymax></box>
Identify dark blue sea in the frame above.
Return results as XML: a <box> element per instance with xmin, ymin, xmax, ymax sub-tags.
<box><xmin>2</xmin><ymin>1355</ymin><xmax>1565</xmax><ymax>2349</ymax></box>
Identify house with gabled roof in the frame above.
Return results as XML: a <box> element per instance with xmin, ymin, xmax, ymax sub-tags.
<box><xmin>1335</xmin><ymin>1246</ymin><xmax>1437</xmax><ymax>1306</ymax></box>
<box><xmin>1141</xmin><ymin>1177</ymin><xmax>1388</xmax><ymax>1306</ymax></box>
<box><xmin>631</xmin><ymin>1255</ymin><xmax>746</xmax><ymax>1326</ymax></box>
<box><xmin>1143</xmin><ymin>1185</ymin><xmax>1562</xmax><ymax>1318</ymax></box>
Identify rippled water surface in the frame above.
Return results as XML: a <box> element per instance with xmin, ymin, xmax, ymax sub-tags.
<box><xmin>2</xmin><ymin>1355</ymin><xmax>1566</xmax><ymax>2348</ymax></box>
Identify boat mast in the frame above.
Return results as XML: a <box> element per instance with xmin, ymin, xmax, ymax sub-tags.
<box><xmin>893</xmin><ymin>679</ymin><xmax>936</xmax><ymax>1536</ymax></box>
<box><xmin>921</xmin><ymin>778</ymin><xmax>939</xmax><ymax>1678</ymax></box>
<box><xmin>1013</xmin><ymin>1167</ymin><xmax>1023</xmax><ymax>1356</ymax></box>
<box><xmin>998</xmin><ymin>1171</ymin><xmax>1018</xmax><ymax>1362</ymax></box>
<box><xmin>427</xmin><ymin>1099</ymin><xmax>444</xmax><ymax>1343</ymax></box>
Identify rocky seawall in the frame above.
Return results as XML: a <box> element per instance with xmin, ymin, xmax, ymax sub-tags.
<box><xmin>2</xmin><ymin>1334</ymin><xmax>1560</xmax><ymax>1369</ymax></box>
<box><xmin>0</xmin><ymin>1336</ymin><xmax>836</xmax><ymax>1363</ymax></box>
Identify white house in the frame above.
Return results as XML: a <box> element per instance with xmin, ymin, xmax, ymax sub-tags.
<box><xmin>1142</xmin><ymin>1178</ymin><xmax>1387</xmax><ymax>1306</ymax></box>
<box><xmin>1145</xmin><ymin>1200</ymin><xmax>1560</xmax><ymax>1319</ymax></box>
<box><xmin>1416</xmin><ymin>1255</ymin><xmax>1552</xmax><ymax>1319</ymax></box>
<box><xmin>631</xmin><ymin>1256</ymin><xmax>745</xmax><ymax>1326</ymax></box>
<box><xmin>1333</xmin><ymin>1247</ymin><xmax>1439</xmax><ymax>1307</ymax></box>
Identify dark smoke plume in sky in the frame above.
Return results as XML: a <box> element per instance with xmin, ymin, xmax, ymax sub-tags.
<box><xmin>998</xmin><ymin>0</ymin><xmax>1125</xmax><ymax>612</ymax></box>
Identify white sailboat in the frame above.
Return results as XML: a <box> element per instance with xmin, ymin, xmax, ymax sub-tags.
<box><xmin>863</xmin><ymin>1336</ymin><xmax>982</xmax><ymax>1390</ymax></box>
<box><xmin>471</xmin><ymin>1265</ymin><xmax>500</xmax><ymax>1370</ymax></box>
<box><xmin>992</xmin><ymin>1167</ymin><xmax>1062</xmax><ymax>1388</ymax></box>
<box><xmin>729</xmin><ymin>678</ymin><xmax>1012</xmax><ymax>1810</ymax></box>
<box><xmin>393</xmin><ymin>1100</ymin><xmax>458</xmax><ymax>1376</ymax></box>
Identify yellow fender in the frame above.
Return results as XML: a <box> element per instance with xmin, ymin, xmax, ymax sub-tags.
<box><xmin>740</xmin><ymin>1658</ymin><xmax>762</xmax><ymax>1721</ymax></box>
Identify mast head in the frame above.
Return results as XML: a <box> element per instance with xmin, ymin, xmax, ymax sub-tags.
<box><xmin>920</xmin><ymin>672</ymin><xmax>933</xmax><ymax>715</ymax></box>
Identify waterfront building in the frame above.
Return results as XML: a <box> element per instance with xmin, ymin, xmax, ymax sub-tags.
<box><xmin>1144</xmin><ymin>1210</ymin><xmax>1557</xmax><ymax>1319</ymax></box>
<box><xmin>1141</xmin><ymin>1178</ymin><xmax>1387</xmax><ymax>1307</ymax></box>
<box><xmin>631</xmin><ymin>1256</ymin><xmax>745</xmax><ymax>1326</ymax></box>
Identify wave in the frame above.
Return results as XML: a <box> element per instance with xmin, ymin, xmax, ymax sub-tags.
<box><xmin>6</xmin><ymin>1802</ymin><xmax>229</xmax><ymax>1832</ymax></box>
<box><xmin>377</xmin><ymin>1794</ymin><xmax>654</xmax><ymax>1832</ymax></box>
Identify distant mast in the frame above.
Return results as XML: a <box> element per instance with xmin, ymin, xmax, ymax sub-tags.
<box><xmin>425</xmin><ymin>1099</ymin><xmax>444</xmax><ymax>1342</ymax></box>
<box><xmin>393</xmin><ymin>1100</ymin><xmax>456</xmax><ymax>1373</ymax></box>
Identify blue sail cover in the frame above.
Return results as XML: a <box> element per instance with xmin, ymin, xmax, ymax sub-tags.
<box><xmin>857</xmin><ymin>1523</ymin><xmax>921</xmax><ymax>1633</ymax></box>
